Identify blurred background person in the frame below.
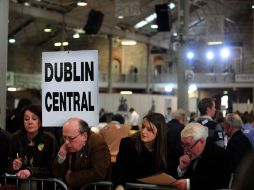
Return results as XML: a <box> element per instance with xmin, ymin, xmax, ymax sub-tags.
<box><xmin>214</xmin><ymin>110</ymin><xmax>227</xmax><ymax>148</ymax></box>
<box><xmin>167</xmin><ymin>109</ymin><xmax>186</xmax><ymax>168</ymax></box>
<box><xmin>224</xmin><ymin>113</ymin><xmax>252</xmax><ymax>183</ymax></box>
<box><xmin>6</xmin><ymin>98</ymin><xmax>32</xmax><ymax>134</ymax></box>
<box><xmin>99</xmin><ymin>108</ymin><xmax>107</xmax><ymax>123</ymax></box>
<box><xmin>165</xmin><ymin>107</ymin><xmax>172</xmax><ymax>123</ymax></box>
<box><xmin>100</xmin><ymin>114</ymin><xmax>130</xmax><ymax>163</ymax></box>
<box><xmin>188</xmin><ymin>112</ymin><xmax>197</xmax><ymax>123</ymax></box>
<box><xmin>128</xmin><ymin>107</ymin><xmax>139</xmax><ymax>130</ymax></box>
<box><xmin>241</xmin><ymin>113</ymin><xmax>254</xmax><ymax>147</ymax></box>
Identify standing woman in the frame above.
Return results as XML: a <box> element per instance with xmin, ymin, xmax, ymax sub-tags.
<box><xmin>112</xmin><ymin>112</ymin><xmax>177</xmax><ymax>189</ymax></box>
<box><xmin>9</xmin><ymin>105</ymin><xmax>57</xmax><ymax>179</ymax></box>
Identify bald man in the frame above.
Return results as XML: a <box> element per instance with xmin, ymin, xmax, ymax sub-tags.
<box><xmin>52</xmin><ymin>118</ymin><xmax>111</xmax><ymax>189</ymax></box>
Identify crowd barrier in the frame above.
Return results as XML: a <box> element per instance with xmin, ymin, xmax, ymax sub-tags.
<box><xmin>79</xmin><ymin>181</ymin><xmax>176</xmax><ymax>190</ymax></box>
<box><xmin>0</xmin><ymin>175</ymin><xmax>68</xmax><ymax>190</ymax></box>
<box><xmin>125</xmin><ymin>183</ymin><xmax>177</xmax><ymax>190</ymax></box>
<box><xmin>0</xmin><ymin>176</ymin><xmax>232</xmax><ymax>190</ymax></box>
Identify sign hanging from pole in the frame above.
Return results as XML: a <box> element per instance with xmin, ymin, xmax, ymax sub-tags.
<box><xmin>42</xmin><ymin>50</ymin><xmax>99</xmax><ymax>127</ymax></box>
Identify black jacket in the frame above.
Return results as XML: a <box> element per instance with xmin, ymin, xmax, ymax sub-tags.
<box><xmin>0</xmin><ymin>129</ymin><xmax>11</xmax><ymax>174</ymax></box>
<box><xmin>112</xmin><ymin>135</ymin><xmax>177</xmax><ymax>187</ymax></box>
<box><xmin>183</xmin><ymin>141</ymin><xmax>231</xmax><ymax>190</ymax></box>
<box><xmin>9</xmin><ymin>130</ymin><xmax>57</xmax><ymax>178</ymax></box>
<box><xmin>197</xmin><ymin>116</ymin><xmax>224</xmax><ymax>147</ymax></box>
<box><xmin>167</xmin><ymin>119</ymin><xmax>184</xmax><ymax>168</ymax></box>
<box><xmin>226</xmin><ymin>130</ymin><xmax>252</xmax><ymax>173</ymax></box>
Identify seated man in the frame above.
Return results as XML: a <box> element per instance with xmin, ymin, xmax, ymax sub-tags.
<box><xmin>172</xmin><ymin>122</ymin><xmax>230</xmax><ymax>190</ymax></box>
<box><xmin>100</xmin><ymin>114</ymin><xmax>129</xmax><ymax>163</ymax></box>
<box><xmin>224</xmin><ymin>113</ymin><xmax>252</xmax><ymax>178</ymax></box>
<box><xmin>52</xmin><ymin>118</ymin><xmax>111</xmax><ymax>189</ymax></box>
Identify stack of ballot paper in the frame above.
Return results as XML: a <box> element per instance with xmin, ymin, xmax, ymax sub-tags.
<box><xmin>138</xmin><ymin>172</ymin><xmax>177</xmax><ymax>185</ymax></box>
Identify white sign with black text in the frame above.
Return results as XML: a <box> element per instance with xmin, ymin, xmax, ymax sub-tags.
<box><xmin>42</xmin><ymin>50</ymin><xmax>99</xmax><ymax>127</ymax></box>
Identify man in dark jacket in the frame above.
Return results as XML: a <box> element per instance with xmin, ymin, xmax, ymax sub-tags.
<box><xmin>172</xmin><ymin>122</ymin><xmax>230</xmax><ymax>190</ymax></box>
<box><xmin>224</xmin><ymin>113</ymin><xmax>252</xmax><ymax>177</ymax></box>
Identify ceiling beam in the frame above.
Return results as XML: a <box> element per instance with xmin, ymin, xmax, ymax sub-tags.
<box><xmin>10</xmin><ymin>2</ymin><xmax>169</xmax><ymax>49</ymax></box>
<box><xmin>8</xmin><ymin>18</ymin><xmax>33</xmax><ymax>38</ymax></box>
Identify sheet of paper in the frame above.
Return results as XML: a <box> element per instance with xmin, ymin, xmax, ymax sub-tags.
<box><xmin>138</xmin><ymin>172</ymin><xmax>177</xmax><ymax>185</ymax></box>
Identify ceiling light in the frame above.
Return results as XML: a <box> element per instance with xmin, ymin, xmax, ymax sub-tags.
<box><xmin>134</xmin><ymin>13</ymin><xmax>157</xmax><ymax>29</ymax></box>
<box><xmin>73</xmin><ymin>33</ymin><xmax>80</xmax><ymax>38</ymax></box>
<box><xmin>9</xmin><ymin>38</ymin><xmax>16</xmax><ymax>43</ymax></box>
<box><xmin>145</xmin><ymin>13</ymin><xmax>157</xmax><ymax>22</ymax></box>
<box><xmin>77</xmin><ymin>0</ymin><xmax>87</xmax><ymax>6</ymax></box>
<box><xmin>8</xmin><ymin>87</ymin><xmax>17</xmax><ymax>92</ymax></box>
<box><xmin>62</xmin><ymin>42</ymin><xmax>69</xmax><ymax>46</ymax></box>
<box><xmin>24</xmin><ymin>2</ymin><xmax>30</xmax><ymax>6</ymax></box>
<box><xmin>120</xmin><ymin>91</ymin><xmax>132</xmax><ymax>95</ymax></box>
<box><xmin>151</xmin><ymin>24</ymin><xmax>158</xmax><ymax>29</ymax></box>
<box><xmin>168</xmin><ymin>2</ymin><xmax>175</xmax><ymax>10</ymax></box>
<box><xmin>73</xmin><ymin>28</ymin><xmax>85</xmax><ymax>34</ymax></box>
<box><xmin>134</xmin><ymin>20</ymin><xmax>148</xmax><ymax>29</ymax></box>
<box><xmin>188</xmin><ymin>84</ymin><xmax>197</xmax><ymax>93</ymax></box>
<box><xmin>54</xmin><ymin>42</ymin><xmax>69</xmax><ymax>46</ymax></box>
<box><xmin>206</xmin><ymin>51</ymin><xmax>214</xmax><ymax>60</ymax></box>
<box><xmin>165</xmin><ymin>85</ymin><xmax>173</xmax><ymax>92</ymax></box>
<box><xmin>187</xmin><ymin>52</ymin><xmax>194</xmax><ymax>60</ymax></box>
<box><xmin>43</xmin><ymin>25</ymin><xmax>52</xmax><ymax>33</ymax></box>
<box><xmin>121</xmin><ymin>40</ymin><xmax>136</xmax><ymax>46</ymax></box>
<box><xmin>220</xmin><ymin>48</ymin><xmax>230</xmax><ymax>59</ymax></box>
<box><xmin>54</xmin><ymin>42</ymin><xmax>61</xmax><ymax>47</ymax></box>
<box><xmin>208</xmin><ymin>41</ymin><xmax>223</xmax><ymax>45</ymax></box>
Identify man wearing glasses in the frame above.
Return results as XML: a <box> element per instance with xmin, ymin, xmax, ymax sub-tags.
<box><xmin>171</xmin><ymin>122</ymin><xmax>230</xmax><ymax>190</ymax></box>
<box><xmin>52</xmin><ymin>118</ymin><xmax>111</xmax><ymax>189</ymax></box>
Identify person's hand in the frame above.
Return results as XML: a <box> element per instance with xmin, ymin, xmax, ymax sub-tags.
<box><xmin>16</xmin><ymin>169</ymin><xmax>31</xmax><ymax>179</ymax></box>
<box><xmin>171</xmin><ymin>179</ymin><xmax>187</xmax><ymax>190</ymax></box>
<box><xmin>179</xmin><ymin>154</ymin><xmax>191</xmax><ymax>171</ymax></box>
<box><xmin>12</xmin><ymin>158</ymin><xmax>23</xmax><ymax>171</ymax></box>
<box><xmin>115</xmin><ymin>185</ymin><xmax>125</xmax><ymax>190</ymax></box>
<box><xmin>59</xmin><ymin>143</ymin><xmax>68</xmax><ymax>157</ymax></box>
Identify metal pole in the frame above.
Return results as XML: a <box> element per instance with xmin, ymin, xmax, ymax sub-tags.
<box><xmin>0</xmin><ymin>0</ymin><xmax>9</xmax><ymax>129</ymax></box>
<box><xmin>108</xmin><ymin>35</ymin><xmax>113</xmax><ymax>93</ymax></box>
<box><xmin>146</xmin><ymin>45</ymin><xmax>151</xmax><ymax>94</ymax></box>
<box><xmin>177</xmin><ymin>0</ymin><xmax>189</xmax><ymax>111</ymax></box>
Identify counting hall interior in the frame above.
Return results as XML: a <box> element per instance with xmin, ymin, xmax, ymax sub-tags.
<box><xmin>0</xmin><ymin>0</ymin><xmax>254</xmax><ymax>122</ymax></box>
<box><xmin>0</xmin><ymin>0</ymin><xmax>254</xmax><ymax>189</ymax></box>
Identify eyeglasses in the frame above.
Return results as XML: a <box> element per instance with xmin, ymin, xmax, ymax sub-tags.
<box><xmin>182</xmin><ymin>139</ymin><xmax>201</xmax><ymax>150</ymax></box>
<box><xmin>63</xmin><ymin>134</ymin><xmax>81</xmax><ymax>142</ymax></box>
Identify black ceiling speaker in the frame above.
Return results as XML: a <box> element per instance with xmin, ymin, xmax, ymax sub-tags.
<box><xmin>155</xmin><ymin>4</ymin><xmax>171</xmax><ymax>32</ymax></box>
<box><xmin>84</xmin><ymin>9</ymin><xmax>104</xmax><ymax>34</ymax></box>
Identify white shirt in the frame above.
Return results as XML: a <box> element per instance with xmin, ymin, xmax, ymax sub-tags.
<box><xmin>129</xmin><ymin>111</ymin><xmax>139</xmax><ymax>126</ymax></box>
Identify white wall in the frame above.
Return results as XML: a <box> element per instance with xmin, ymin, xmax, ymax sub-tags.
<box><xmin>233</xmin><ymin>103</ymin><xmax>253</xmax><ymax>113</ymax></box>
<box><xmin>99</xmin><ymin>93</ymin><xmax>197</xmax><ymax>124</ymax></box>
